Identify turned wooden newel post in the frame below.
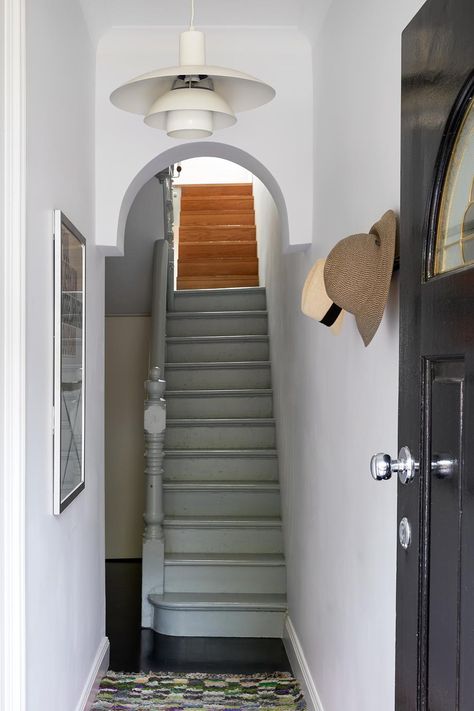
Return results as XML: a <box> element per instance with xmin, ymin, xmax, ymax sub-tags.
<box><xmin>142</xmin><ymin>364</ymin><xmax>166</xmax><ymax>627</ymax></box>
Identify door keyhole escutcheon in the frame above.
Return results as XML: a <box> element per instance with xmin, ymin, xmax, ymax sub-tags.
<box><xmin>399</xmin><ymin>517</ymin><xmax>412</xmax><ymax>550</ymax></box>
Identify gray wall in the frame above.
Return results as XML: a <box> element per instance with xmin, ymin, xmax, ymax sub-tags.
<box><xmin>105</xmin><ymin>176</ymin><xmax>164</xmax><ymax>315</ymax></box>
<box><xmin>105</xmin><ymin>176</ymin><xmax>165</xmax><ymax>558</ymax></box>
<box><xmin>105</xmin><ymin>316</ymin><xmax>150</xmax><ymax>558</ymax></box>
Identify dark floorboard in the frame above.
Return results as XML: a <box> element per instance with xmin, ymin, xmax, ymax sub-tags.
<box><xmin>106</xmin><ymin>559</ymin><xmax>292</xmax><ymax>674</ymax></box>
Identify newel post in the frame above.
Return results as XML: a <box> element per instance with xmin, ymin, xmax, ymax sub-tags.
<box><xmin>141</xmin><ymin>365</ymin><xmax>166</xmax><ymax>627</ymax></box>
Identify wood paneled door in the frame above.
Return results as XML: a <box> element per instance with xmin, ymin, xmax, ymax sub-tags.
<box><xmin>396</xmin><ymin>0</ymin><xmax>474</xmax><ymax>707</ymax></box>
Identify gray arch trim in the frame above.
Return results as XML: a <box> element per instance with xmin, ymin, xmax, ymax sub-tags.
<box><xmin>116</xmin><ymin>142</ymin><xmax>288</xmax><ymax>254</ymax></box>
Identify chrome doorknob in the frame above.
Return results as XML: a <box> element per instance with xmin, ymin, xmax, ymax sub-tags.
<box><xmin>370</xmin><ymin>453</ymin><xmax>392</xmax><ymax>481</ymax></box>
<box><xmin>370</xmin><ymin>446</ymin><xmax>418</xmax><ymax>484</ymax></box>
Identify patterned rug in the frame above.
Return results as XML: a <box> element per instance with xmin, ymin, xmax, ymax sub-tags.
<box><xmin>92</xmin><ymin>671</ymin><xmax>306</xmax><ymax>711</ymax></box>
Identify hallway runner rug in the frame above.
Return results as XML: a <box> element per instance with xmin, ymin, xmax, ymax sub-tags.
<box><xmin>92</xmin><ymin>671</ymin><xmax>306</xmax><ymax>711</ymax></box>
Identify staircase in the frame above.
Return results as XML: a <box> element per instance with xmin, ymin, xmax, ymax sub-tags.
<box><xmin>177</xmin><ymin>184</ymin><xmax>259</xmax><ymax>290</ymax></box>
<box><xmin>148</xmin><ymin>287</ymin><xmax>287</xmax><ymax>637</ymax></box>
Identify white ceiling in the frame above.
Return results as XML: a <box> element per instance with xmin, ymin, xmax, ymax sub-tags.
<box><xmin>78</xmin><ymin>0</ymin><xmax>327</xmax><ymax>44</ymax></box>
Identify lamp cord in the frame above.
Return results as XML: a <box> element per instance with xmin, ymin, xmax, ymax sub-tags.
<box><xmin>190</xmin><ymin>0</ymin><xmax>195</xmax><ymax>29</ymax></box>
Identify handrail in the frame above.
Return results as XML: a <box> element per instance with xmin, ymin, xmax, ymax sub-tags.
<box><xmin>149</xmin><ymin>240</ymin><xmax>169</xmax><ymax>372</ymax></box>
<box><xmin>142</xmin><ymin>169</ymin><xmax>174</xmax><ymax>627</ymax></box>
<box><xmin>157</xmin><ymin>168</ymin><xmax>175</xmax><ymax>312</ymax></box>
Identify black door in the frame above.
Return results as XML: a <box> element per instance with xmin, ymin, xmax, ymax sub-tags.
<box><xmin>397</xmin><ymin>0</ymin><xmax>474</xmax><ymax>708</ymax></box>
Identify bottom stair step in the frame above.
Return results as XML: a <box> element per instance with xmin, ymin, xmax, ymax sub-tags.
<box><xmin>148</xmin><ymin>592</ymin><xmax>287</xmax><ymax>637</ymax></box>
<box><xmin>164</xmin><ymin>553</ymin><xmax>286</xmax><ymax>594</ymax></box>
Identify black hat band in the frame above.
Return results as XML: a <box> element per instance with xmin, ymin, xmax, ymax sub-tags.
<box><xmin>320</xmin><ymin>302</ymin><xmax>342</xmax><ymax>327</ymax></box>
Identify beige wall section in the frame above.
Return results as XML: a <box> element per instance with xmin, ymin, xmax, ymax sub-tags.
<box><xmin>105</xmin><ymin>315</ymin><xmax>151</xmax><ymax>558</ymax></box>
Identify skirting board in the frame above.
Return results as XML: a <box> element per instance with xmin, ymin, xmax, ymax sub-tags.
<box><xmin>75</xmin><ymin>636</ymin><xmax>110</xmax><ymax>711</ymax></box>
<box><xmin>284</xmin><ymin>617</ymin><xmax>324</xmax><ymax>711</ymax></box>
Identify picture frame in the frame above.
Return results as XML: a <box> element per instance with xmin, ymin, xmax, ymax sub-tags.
<box><xmin>53</xmin><ymin>210</ymin><xmax>86</xmax><ymax>514</ymax></box>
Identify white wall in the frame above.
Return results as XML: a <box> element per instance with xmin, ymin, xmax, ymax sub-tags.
<box><xmin>263</xmin><ymin>1</ymin><xmax>425</xmax><ymax>710</ymax></box>
<box><xmin>173</xmin><ymin>157</ymin><xmax>252</xmax><ymax>186</ymax></box>
<box><xmin>95</xmin><ymin>27</ymin><xmax>313</xmax><ymax>254</ymax></box>
<box><xmin>253</xmin><ymin>177</ymin><xmax>279</xmax><ymax>286</ymax></box>
<box><xmin>25</xmin><ymin>0</ymin><xmax>106</xmax><ymax>709</ymax></box>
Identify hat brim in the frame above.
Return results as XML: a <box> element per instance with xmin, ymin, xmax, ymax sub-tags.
<box><xmin>354</xmin><ymin>211</ymin><xmax>397</xmax><ymax>345</ymax></box>
<box><xmin>324</xmin><ymin>210</ymin><xmax>397</xmax><ymax>346</ymax></box>
<box><xmin>301</xmin><ymin>258</ymin><xmax>345</xmax><ymax>335</ymax></box>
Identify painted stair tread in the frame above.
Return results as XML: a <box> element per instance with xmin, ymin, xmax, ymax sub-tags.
<box><xmin>167</xmin><ymin>309</ymin><xmax>268</xmax><ymax>321</ymax></box>
<box><xmin>165</xmin><ymin>361</ymin><xmax>271</xmax><ymax>369</ymax></box>
<box><xmin>164</xmin><ymin>553</ymin><xmax>285</xmax><ymax>565</ymax></box>
<box><xmin>164</xmin><ymin>448</ymin><xmax>278</xmax><ymax>457</ymax></box>
<box><xmin>166</xmin><ymin>311</ymin><xmax>268</xmax><ymax>337</ymax></box>
<box><xmin>149</xmin><ymin>592</ymin><xmax>287</xmax><ymax>611</ymax></box>
<box><xmin>174</xmin><ymin>286</ymin><xmax>265</xmax><ymax>296</ymax></box>
<box><xmin>164</xmin><ymin>515</ymin><xmax>282</xmax><ymax>527</ymax></box>
<box><xmin>177</xmin><ymin>277</ymin><xmax>260</xmax><ymax>289</ymax></box>
<box><xmin>163</xmin><ymin>480</ymin><xmax>279</xmax><ymax>491</ymax></box>
<box><xmin>166</xmin><ymin>389</ymin><xmax>273</xmax><ymax>397</ymax></box>
<box><xmin>172</xmin><ymin>287</ymin><xmax>266</xmax><ymax>312</ymax></box>
<box><xmin>167</xmin><ymin>417</ymin><xmax>275</xmax><ymax>424</ymax></box>
<box><xmin>166</xmin><ymin>335</ymin><xmax>269</xmax><ymax>343</ymax></box>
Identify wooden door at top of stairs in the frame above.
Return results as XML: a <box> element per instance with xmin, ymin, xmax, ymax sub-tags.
<box><xmin>396</xmin><ymin>0</ymin><xmax>474</xmax><ymax>708</ymax></box>
<box><xmin>177</xmin><ymin>183</ymin><xmax>259</xmax><ymax>290</ymax></box>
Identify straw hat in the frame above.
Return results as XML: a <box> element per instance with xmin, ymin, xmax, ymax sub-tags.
<box><xmin>323</xmin><ymin>210</ymin><xmax>397</xmax><ymax>346</ymax></box>
<box><xmin>301</xmin><ymin>258</ymin><xmax>345</xmax><ymax>334</ymax></box>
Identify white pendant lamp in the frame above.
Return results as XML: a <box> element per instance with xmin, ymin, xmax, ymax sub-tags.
<box><xmin>109</xmin><ymin>0</ymin><xmax>275</xmax><ymax>139</ymax></box>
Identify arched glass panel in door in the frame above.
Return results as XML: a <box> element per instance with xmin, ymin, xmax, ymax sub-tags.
<box><xmin>434</xmin><ymin>96</ymin><xmax>474</xmax><ymax>274</ymax></box>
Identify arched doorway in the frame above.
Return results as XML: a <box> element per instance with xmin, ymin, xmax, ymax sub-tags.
<box><xmin>115</xmin><ymin>142</ymin><xmax>289</xmax><ymax>256</ymax></box>
<box><xmin>104</xmin><ymin>151</ymin><xmax>290</xmax><ymax>671</ymax></box>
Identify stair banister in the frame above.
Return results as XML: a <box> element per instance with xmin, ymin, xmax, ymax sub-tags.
<box><xmin>150</xmin><ymin>239</ymin><xmax>169</xmax><ymax>371</ymax></box>
<box><xmin>157</xmin><ymin>168</ymin><xmax>175</xmax><ymax>312</ymax></box>
<box><xmin>142</xmin><ymin>238</ymin><xmax>169</xmax><ymax>627</ymax></box>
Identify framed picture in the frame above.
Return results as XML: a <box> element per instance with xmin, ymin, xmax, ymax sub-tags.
<box><xmin>53</xmin><ymin>210</ymin><xmax>86</xmax><ymax>514</ymax></box>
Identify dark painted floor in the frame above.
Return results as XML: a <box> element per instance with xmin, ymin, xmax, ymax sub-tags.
<box><xmin>106</xmin><ymin>559</ymin><xmax>292</xmax><ymax>674</ymax></box>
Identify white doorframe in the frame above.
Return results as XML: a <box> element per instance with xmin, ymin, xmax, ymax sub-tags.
<box><xmin>0</xmin><ymin>0</ymin><xmax>26</xmax><ymax>708</ymax></box>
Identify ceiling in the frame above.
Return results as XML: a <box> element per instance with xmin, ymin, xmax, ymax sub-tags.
<box><xmin>78</xmin><ymin>0</ymin><xmax>326</xmax><ymax>44</ymax></box>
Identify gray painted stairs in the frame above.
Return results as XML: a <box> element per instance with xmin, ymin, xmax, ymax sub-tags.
<box><xmin>149</xmin><ymin>287</ymin><xmax>287</xmax><ymax>637</ymax></box>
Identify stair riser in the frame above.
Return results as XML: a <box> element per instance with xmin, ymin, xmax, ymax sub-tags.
<box><xmin>178</xmin><ymin>259</ymin><xmax>258</xmax><ymax>277</ymax></box>
<box><xmin>166</xmin><ymin>340</ymin><xmax>269</xmax><ymax>363</ymax></box>
<box><xmin>172</xmin><ymin>289</ymin><xmax>266</xmax><ymax>312</ymax></box>
<box><xmin>180</xmin><ymin>184</ymin><xmax>252</xmax><ymax>197</ymax></box>
<box><xmin>165</xmin><ymin>366</ymin><xmax>271</xmax><ymax>390</ymax></box>
<box><xmin>166</xmin><ymin>394</ymin><xmax>273</xmax><ymax>418</ymax></box>
<box><xmin>163</xmin><ymin>489</ymin><xmax>281</xmax><ymax>517</ymax></box>
<box><xmin>180</xmin><ymin>212</ymin><xmax>255</xmax><ymax>226</ymax></box>
<box><xmin>179</xmin><ymin>243</ymin><xmax>257</xmax><ymax>260</ymax></box>
<box><xmin>152</xmin><ymin>606</ymin><xmax>285</xmax><ymax>638</ymax></box>
<box><xmin>181</xmin><ymin>197</ymin><xmax>254</xmax><ymax>212</ymax></box>
<box><xmin>164</xmin><ymin>526</ymin><xmax>283</xmax><ymax>554</ymax></box>
<box><xmin>179</xmin><ymin>226</ymin><xmax>256</xmax><ymax>242</ymax></box>
<box><xmin>164</xmin><ymin>424</ymin><xmax>276</xmax><ymax>449</ymax></box>
<box><xmin>167</xmin><ymin>315</ymin><xmax>268</xmax><ymax>337</ymax></box>
<box><xmin>164</xmin><ymin>565</ymin><xmax>286</xmax><ymax>594</ymax></box>
<box><xmin>163</xmin><ymin>455</ymin><xmax>279</xmax><ymax>481</ymax></box>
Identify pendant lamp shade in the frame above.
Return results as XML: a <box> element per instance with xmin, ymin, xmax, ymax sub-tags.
<box><xmin>145</xmin><ymin>87</ymin><xmax>236</xmax><ymax>138</ymax></box>
<box><xmin>110</xmin><ymin>29</ymin><xmax>275</xmax><ymax>139</ymax></box>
